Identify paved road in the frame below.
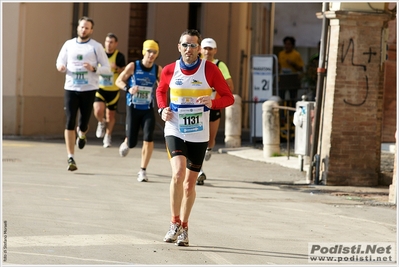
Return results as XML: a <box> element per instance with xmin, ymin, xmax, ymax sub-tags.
<box><xmin>2</xmin><ymin>137</ymin><xmax>396</xmax><ymax>265</ymax></box>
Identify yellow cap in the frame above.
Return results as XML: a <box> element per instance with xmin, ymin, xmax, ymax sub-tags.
<box><xmin>142</xmin><ymin>40</ymin><xmax>159</xmax><ymax>55</ymax></box>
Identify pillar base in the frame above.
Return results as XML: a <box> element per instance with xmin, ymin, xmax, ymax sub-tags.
<box><xmin>263</xmin><ymin>144</ymin><xmax>280</xmax><ymax>158</ymax></box>
<box><xmin>224</xmin><ymin>136</ymin><xmax>241</xmax><ymax>148</ymax></box>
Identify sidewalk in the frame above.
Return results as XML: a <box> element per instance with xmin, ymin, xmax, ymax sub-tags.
<box><xmin>2</xmin><ymin>137</ymin><xmax>397</xmax><ymax>265</ymax></box>
<box><xmin>219</xmin><ymin>143</ymin><xmax>394</xmax><ymax>204</ymax></box>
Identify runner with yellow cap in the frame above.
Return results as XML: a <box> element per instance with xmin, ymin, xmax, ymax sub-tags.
<box><xmin>115</xmin><ymin>40</ymin><xmax>162</xmax><ymax>182</ymax></box>
<box><xmin>142</xmin><ymin>40</ymin><xmax>159</xmax><ymax>56</ymax></box>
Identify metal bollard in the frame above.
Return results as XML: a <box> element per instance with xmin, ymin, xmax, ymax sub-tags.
<box><xmin>262</xmin><ymin>100</ymin><xmax>280</xmax><ymax>157</ymax></box>
<box><xmin>224</xmin><ymin>94</ymin><xmax>242</xmax><ymax>148</ymax></box>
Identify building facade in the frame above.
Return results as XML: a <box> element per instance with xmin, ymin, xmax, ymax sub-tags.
<box><xmin>2</xmin><ymin>2</ymin><xmax>323</xmax><ymax>136</ymax></box>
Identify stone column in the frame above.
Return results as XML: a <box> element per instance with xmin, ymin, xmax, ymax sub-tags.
<box><xmin>319</xmin><ymin>11</ymin><xmax>393</xmax><ymax>186</ymax></box>
<box><xmin>262</xmin><ymin>99</ymin><xmax>280</xmax><ymax>157</ymax></box>
<box><xmin>224</xmin><ymin>94</ymin><xmax>242</xmax><ymax>148</ymax></box>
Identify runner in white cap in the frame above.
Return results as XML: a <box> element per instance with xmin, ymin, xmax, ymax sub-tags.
<box><xmin>197</xmin><ymin>37</ymin><xmax>235</xmax><ymax>185</ymax></box>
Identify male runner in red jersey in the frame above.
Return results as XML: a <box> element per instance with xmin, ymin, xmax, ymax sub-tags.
<box><xmin>156</xmin><ymin>29</ymin><xmax>234</xmax><ymax>246</ymax></box>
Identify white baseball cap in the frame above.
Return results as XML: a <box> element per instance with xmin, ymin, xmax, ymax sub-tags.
<box><xmin>201</xmin><ymin>38</ymin><xmax>217</xmax><ymax>48</ymax></box>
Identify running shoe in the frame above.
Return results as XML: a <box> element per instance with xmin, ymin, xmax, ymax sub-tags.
<box><xmin>76</xmin><ymin>136</ymin><xmax>86</xmax><ymax>149</ymax></box>
<box><xmin>119</xmin><ymin>141</ymin><xmax>129</xmax><ymax>157</ymax></box>
<box><xmin>176</xmin><ymin>227</ymin><xmax>189</xmax><ymax>246</ymax></box>
<box><xmin>137</xmin><ymin>170</ymin><xmax>148</xmax><ymax>182</ymax></box>
<box><xmin>163</xmin><ymin>222</ymin><xmax>182</xmax><ymax>243</ymax></box>
<box><xmin>103</xmin><ymin>134</ymin><xmax>111</xmax><ymax>148</ymax></box>
<box><xmin>67</xmin><ymin>157</ymin><xmax>77</xmax><ymax>171</ymax></box>
<box><xmin>96</xmin><ymin>121</ymin><xmax>106</xmax><ymax>138</ymax></box>
<box><xmin>196</xmin><ymin>170</ymin><xmax>206</xmax><ymax>185</ymax></box>
<box><xmin>76</xmin><ymin>127</ymin><xmax>87</xmax><ymax>149</ymax></box>
<box><xmin>204</xmin><ymin>148</ymin><xmax>212</xmax><ymax>161</ymax></box>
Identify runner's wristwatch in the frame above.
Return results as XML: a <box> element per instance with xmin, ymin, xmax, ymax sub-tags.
<box><xmin>158</xmin><ymin>108</ymin><xmax>164</xmax><ymax>116</ymax></box>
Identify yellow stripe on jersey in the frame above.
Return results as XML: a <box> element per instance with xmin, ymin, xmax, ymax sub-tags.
<box><xmin>170</xmin><ymin>88</ymin><xmax>212</xmax><ymax>97</ymax></box>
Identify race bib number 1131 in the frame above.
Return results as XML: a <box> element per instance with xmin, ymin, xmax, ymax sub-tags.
<box><xmin>178</xmin><ymin>107</ymin><xmax>204</xmax><ymax>134</ymax></box>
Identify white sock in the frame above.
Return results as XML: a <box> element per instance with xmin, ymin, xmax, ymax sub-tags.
<box><xmin>78</xmin><ymin>130</ymin><xmax>85</xmax><ymax>138</ymax></box>
<box><xmin>68</xmin><ymin>154</ymin><xmax>74</xmax><ymax>159</ymax></box>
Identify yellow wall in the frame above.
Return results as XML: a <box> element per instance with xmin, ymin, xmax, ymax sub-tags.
<box><xmin>3</xmin><ymin>3</ymin><xmax>20</xmax><ymax>134</ymax></box>
<box><xmin>3</xmin><ymin>3</ymin><xmax>73</xmax><ymax>135</ymax></box>
<box><xmin>147</xmin><ymin>3</ymin><xmax>189</xmax><ymax>67</ymax></box>
<box><xmin>2</xmin><ymin>3</ymin><xmax>130</xmax><ymax>136</ymax></box>
<box><xmin>89</xmin><ymin>3</ymin><xmax>130</xmax><ymax>57</ymax></box>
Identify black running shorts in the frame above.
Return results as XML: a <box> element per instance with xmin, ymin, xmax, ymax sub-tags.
<box><xmin>94</xmin><ymin>89</ymin><xmax>120</xmax><ymax>111</ymax></box>
<box><xmin>165</xmin><ymin>136</ymin><xmax>208</xmax><ymax>172</ymax></box>
<box><xmin>209</xmin><ymin>109</ymin><xmax>221</xmax><ymax>122</ymax></box>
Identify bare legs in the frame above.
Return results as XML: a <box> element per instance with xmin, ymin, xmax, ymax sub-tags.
<box><xmin>141</xmin><ymin>141</ymin><xmax>154</xmax><ymax>169</ymax></box>
<box><xmin>93</xmin><ymin>102</ymin><xmax>116</xmax><ymax>137</ymax></box>
<box><xmin>208</xmin><ymin>118</ymin><xmax>220</xmax><ymax>150</ymax></box>
<box><xmin>65</xmin><ymin>129</ymin><xmax>75</xmax><ymax>156</ymax></box>
<box><xmin>169</xmin><ymin>156</ymin><xmax>198</xmax><ymax>223</ymax></box>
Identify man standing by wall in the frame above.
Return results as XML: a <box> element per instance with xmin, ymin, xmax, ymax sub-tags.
<box><xmin>93</xmin><ymin>33</ymin><xmax>126</xmax><ymax>148</ymax></box>
<box><xmin>278</xmin><ymin>36</ymin><xmax>304</xmax><ymax>74</ymax></box>
<box><xmin>56</xmin><ymin>16</ymin><xmax>111</xmax><ymax>171</ymax></box>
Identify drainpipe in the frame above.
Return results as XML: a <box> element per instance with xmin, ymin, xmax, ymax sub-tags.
<box><xmin>17</xmin><ymin>4</ymin><xmax>27</xmax><ymax>135</ymax></box>
<box><xmin>82</xmin><ymin>3</ymin><xmax>89</xmax><ymax>16</ymax></box>
<box><xmin>72</xmin><ymin>3</ymin><xmax>79</xmax><ymax>38</ymax></box>
<box><xmin>308</xmin><ymin>2</ymin><xmax>329</xmax><ymax>184</ymax></box>
<box><xmin>227</xmin><ymin>3</ymin><xmax>232</xmax><ymax>68</ymax></box>
<box><xmin>269</xmin><ymin>3</ymin><xmax>275</xmax><ymax>55</ymax></box>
